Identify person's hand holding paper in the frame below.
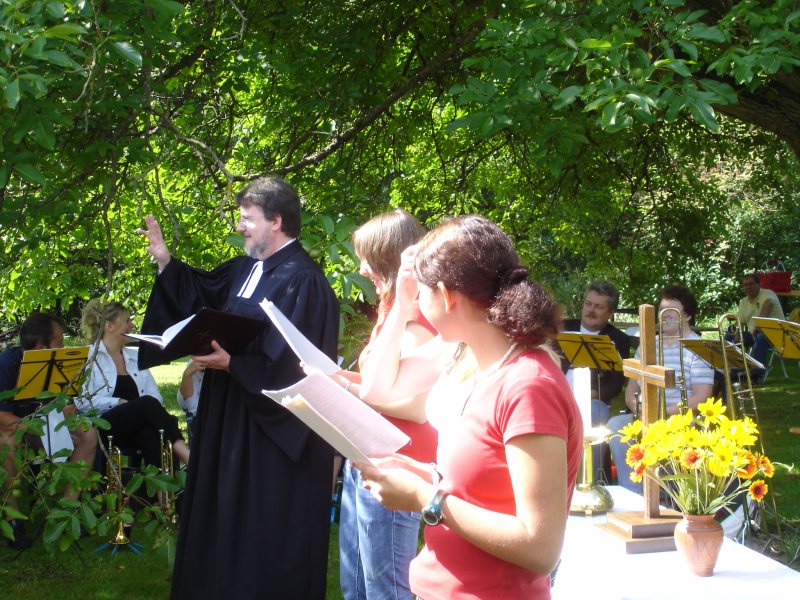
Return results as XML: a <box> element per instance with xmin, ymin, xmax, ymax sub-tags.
<box><xmin>356</xmin><ymin>455</ymin><xmax>436</xmax><ymax>512</ymax></box>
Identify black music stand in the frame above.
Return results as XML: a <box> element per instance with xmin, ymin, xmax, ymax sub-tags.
<box><xmin>13</xmin><ymin>346</ymin><xmax>89</xmax><ymax>459</ymax></box>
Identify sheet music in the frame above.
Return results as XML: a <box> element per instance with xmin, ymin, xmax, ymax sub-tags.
<box><xmin>41</xmin><ymin>410</ymin><xmax>74</xmax><ymax>462</ymax></box>
<box><xmin>263</xmin><ymin>372</ymin><xmax>410</xmax><ymax>464</ymax></box>
<box><xmin>260</xmin><ymin>300</ymin><xmax>340</xmax><ymax>374</ymax></box>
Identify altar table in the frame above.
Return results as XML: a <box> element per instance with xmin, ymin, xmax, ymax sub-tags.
<box><xmin>551</xmin><ymin>486</ymin><xmax>800</xmax><ymax>599</ymax></box>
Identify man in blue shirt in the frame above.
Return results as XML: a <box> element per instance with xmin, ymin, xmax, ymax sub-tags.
<box><xmin>0</xmin><ymin>312</ymin><xmax>97</xmax><ymax>549</ymax></box>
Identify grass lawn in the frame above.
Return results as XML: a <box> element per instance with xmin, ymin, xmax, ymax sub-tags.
<box><xmin>2</xmin><ymin>359</ymin><xmax>798</xmax><ymax>598</ymax></box>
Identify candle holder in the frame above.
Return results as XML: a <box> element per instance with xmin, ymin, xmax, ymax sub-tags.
<box><xmin>569</xmin><ymin>426</ymin><xmax>614</xmax><ymax>516</ymax></box>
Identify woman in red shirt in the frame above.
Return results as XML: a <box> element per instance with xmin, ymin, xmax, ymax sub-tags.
<box><xmin>359</xmin><ymin>216</ymin><xmax>583</xmax><ymax>600</ymax></box>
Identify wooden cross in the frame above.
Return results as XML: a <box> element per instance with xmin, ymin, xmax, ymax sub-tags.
<box><xmin>622</xmin><ymin>304</ymin><xmax>676</xmax><ymax>518</ymax></box>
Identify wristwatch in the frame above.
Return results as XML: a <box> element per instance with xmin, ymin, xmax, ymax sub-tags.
<box><xmin>421</xmin><ymin>489</ymin><xmax>449</xmax><ymax>526</ymax></box>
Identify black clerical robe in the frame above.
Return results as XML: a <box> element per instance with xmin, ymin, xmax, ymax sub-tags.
<box><xmin>139</xmin><ymin>241</ymin><xmax>339</xmax><ymax>600</ymax></box>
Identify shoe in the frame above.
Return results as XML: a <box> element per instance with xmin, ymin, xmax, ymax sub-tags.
<box><xmin>6</xmin><ymin>519</ymin><xmax>32</xmax><ymax>550</ymax></box>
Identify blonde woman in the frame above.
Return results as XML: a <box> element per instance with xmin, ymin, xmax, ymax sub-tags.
<box><xmin>79</xmin><ymin>300</ymin><xmax>189</xmax><ymax>467</ymax></box>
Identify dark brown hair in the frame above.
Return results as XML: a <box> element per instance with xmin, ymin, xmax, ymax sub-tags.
<box><xmin>236</xmin><ymin>177</ymin><xmax>301</xmax><ymax>237</ymax></box>
<box><xmin>414</xmin><ymin>215</ymin><xmax>561</xmax><ymax>347</ymax></box>
<box><xmin>660</xmin><ymin>284</ymin><xmax>698</xmax><ymax>326</ymax></box>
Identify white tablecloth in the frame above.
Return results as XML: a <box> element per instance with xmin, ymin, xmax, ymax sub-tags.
<box><xmin>552</xmin><ymin>486</ymin><xmax>800</xmax><ymax>599</ymax></box>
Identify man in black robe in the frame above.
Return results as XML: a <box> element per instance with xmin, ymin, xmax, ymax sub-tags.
<box><xmin>138</xmin><ymin>177</ymin><xmax>339</xmax><ymax>599</ymax></box>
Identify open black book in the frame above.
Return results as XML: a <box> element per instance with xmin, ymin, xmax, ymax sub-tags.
<box><xmin>127</xmin><ymin>308</ymin><xmax>267</xmax><ymax>362</ymax></box>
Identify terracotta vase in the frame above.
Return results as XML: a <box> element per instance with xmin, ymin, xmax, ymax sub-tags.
<box><xmin>673</xmin><ymin>514</ymin><xmax>724</xmax><ymax>576</ymax></box>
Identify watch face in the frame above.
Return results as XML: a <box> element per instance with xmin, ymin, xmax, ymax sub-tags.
<box><xmin>421</xmin><ymin>507</ymin><xmax>441</xmax><ymax>526</ymax></box>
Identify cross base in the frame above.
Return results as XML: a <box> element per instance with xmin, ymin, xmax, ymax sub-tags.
<box><xmin>598</xmin><ymin>510</ymin><xmax>683</xmax><ymax>554</ymax></box>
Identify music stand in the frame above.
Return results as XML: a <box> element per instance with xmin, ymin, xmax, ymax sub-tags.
<box><xmin>557</xmin><ymin>332</ymin><xmax>624</xmax><ymax>372</ymax></box>
<box><xmin>13</xmin><ymin>346</ymin><xmax>89</xmax><ymax>460</ymax></box>
<box><xmin>557</xmin><ymin>332</ymin><xmax>622</xmax><ymax>515</ymax></box>
<box><xmin>15</xmin><ymin>347</ymin><xmax>89</xmax><ymax>400</ymax></box>
<box><xmin>752</xmin><ymin>317</ymin><xmax>800</xmax><ymax>360</ymax></box>
<box><xmin>679</xmin><ymin>338</ymin><xmax>765</xmax><ymax>371</ymax></box>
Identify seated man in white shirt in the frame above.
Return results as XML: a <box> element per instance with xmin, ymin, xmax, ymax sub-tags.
<box><xmin>734</xmin><ymin>273</ymin><xmax>784</xmax><ymax>382</ymax></box>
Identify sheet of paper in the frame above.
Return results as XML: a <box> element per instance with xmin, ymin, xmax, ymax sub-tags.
<box><xmin>260</xmin><ymin>300</ymin><xmax>340</xmax><ymax>374</ymax></box>
<box><xmin>41</xmin><ymin>410</ymin><xmax>74</xmax><ymax>462</ymax></box>
<box><xmin>263</xmin><ymin>372</ymin><xmax>410</xmax><ymax>464</ymax></box>
<box><xmin>573</xmin><ymin>367</ymin><xmax>593</xmax><ymax>431</ymax></box>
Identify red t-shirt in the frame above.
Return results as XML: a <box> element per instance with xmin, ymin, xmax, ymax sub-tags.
<box><xmin>364</xmin><ymin>302</ymin><xmax>438</xmax><ymax>463</ymax></box>
<box><xmin>410</xmin><ymin>348</ymin><xmax>583</xmax><ymax>600</ymax></box>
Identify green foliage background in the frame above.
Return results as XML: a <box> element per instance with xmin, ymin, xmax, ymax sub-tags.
<box><xmin>1</xmin><ymin>0</ymin><xmax>799</xmax><ymax>334</ymax></box>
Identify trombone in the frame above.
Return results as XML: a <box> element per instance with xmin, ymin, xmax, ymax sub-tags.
<box><xmin>716</xmin><ymin>313</ymin><xmax>782</xmax><ymax>542</ymax></box>
<box><xmin>634</xmin><ymin>307</ymin><xmax>690</xmax><ymax>420</ymax></box>
<box><xmin>716</xmin><ymin>313</ymin><xmax>757</xmax><ymax>421</ymax></box>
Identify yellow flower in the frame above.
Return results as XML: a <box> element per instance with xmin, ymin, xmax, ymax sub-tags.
<box><xmin>626</xmin><ymin>444</ymin><xmax>645</xmax><ymax>468</ymax></box>
<box><xmin>680</xmin><ymin>448</ymin><xmax>704</xmax><ymax>469</ymax></box>
<box><xmin>736</xmin><ymin>452</ymin><xmax>758</xmax><ymax>479</ymax></box>
<box><xmin>618</xmin><ymin>420</ymin><xmax>642</xmax><ymax>443</ymax></box>
<box><xmin>618</xmin><ymin>409</ymin><xmax>771</xmax><ymax>515</ymax></box>
<box><xmin>757</xmin><ymin>454</ymin><xmax>775</xmax><ymax>478</ymax></box>
<box><xmin>630</xmin><ymin>461</ymin><xmax>647</xmax><ymax>483</ymax></box>
<box><xmin>697</xmin><ymin>398</ymin><xmax>725</xmax><ymax>425</ymax></box>
<box><xmin>749</xmin><ymin>480</ymin><xmax>769</xmax><ymax>502</ymax></box>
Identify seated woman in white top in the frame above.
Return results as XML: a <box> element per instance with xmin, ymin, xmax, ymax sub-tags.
<box><xmin>78</xmin><ymin>299</ymin><xmax>190</xmax><ymax>468</ymax></box>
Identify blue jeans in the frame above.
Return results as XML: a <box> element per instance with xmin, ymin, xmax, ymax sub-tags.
<box><xmin>608</xmin><ymin>413</ymin><xmax>643</xmax><ymax>495</ymax></box>
<box><xmin>339</xmin><ymin>461</ymin><xmax>421</xmax><ymax>600</ymax></box>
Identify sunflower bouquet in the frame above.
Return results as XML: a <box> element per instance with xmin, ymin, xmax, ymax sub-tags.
<box><xmin>618</xmin><ymin>398</ymin><xmax>774</xmax><ymax>515</ymax></box>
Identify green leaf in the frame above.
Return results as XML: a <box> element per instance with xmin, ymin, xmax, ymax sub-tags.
<box><xmin>112</xmin><ymin>42</ymin><xmax>143</xmax><ymax>68</ymax></box>
<box><xmin>698</xmin><ymin>79</ymin><xmax>737</xmax><ymax>104</ymax></box>
<box><xmin>44</xmin><ymin>520</ymin><xmax>67</xmax><ymax>544</ymax></box>
<box><xmin>601</xmin><ymin>101</ymin><xmax>622</xmax><ymax>128</ymax></box>
<box><xmin>13</xmin><ymin>163</ymin><xmax>46</xmax><ymax>184</ymax></box>
<box><xmin>32</xmin><ymin>123</ymin><xmax>56</xmax><ymax>150</ymax></box>
<box><xmin>46</xmin><ymin>2</ymin><xmax>67</xmax><ymax>18</ymax></box>
<box><xmin>80</xmin><ymin>504</ymin><xmax>97</xmax><ymax>529</ymax></box>
<box><xmin>44</xmin><ymin>23</ymin><xmax>87</xmax><ymax>41</ymax></box>
<box><xmin>554</xmin><ymin>85</ymin><xmax>582</xmax><ymax>109</ymax></box>
<box><xmin>687</xmin><ymin>25</ymin><xmax>726</xmax><ymax>43</ymax></box>
<box><xmin>580</xmin><ymin>38</ymin><xmax>612</xmax><ymax>50</ymax></box>
<box><xmin>44</xmin><ymin>49</ymin><xmax>80</xmax><ymax>69</ymax></box>
<box><xmin>688</xmin><ymin>98</ymin><xmax>718</xmax><ymax>131</ymax></box>
<box><xmin>5</xmin><ymin>78</ymin><xmax>20</xmax><ymax>109</ymax></box>
<box><xmin>320</xmin><ymin>214</ymin><xmax>334</xmax><ymax>235</ymax></box>
<box><xmin>676</xmin><ymin>40</ymin><xmax>698</xmax><ymax>62</ymax></box>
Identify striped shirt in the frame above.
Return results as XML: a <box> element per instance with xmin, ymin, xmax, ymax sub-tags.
<box><xmin>633</xmin><ymin>332</ymin><xmax>714</xmax><ymax>407</ymax></box>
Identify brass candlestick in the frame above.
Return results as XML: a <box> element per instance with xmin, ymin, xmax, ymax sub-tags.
<box><xmin>569</xmin><ymin>426</ymin><xmax>614</xmax><ymax>516</ymax></box>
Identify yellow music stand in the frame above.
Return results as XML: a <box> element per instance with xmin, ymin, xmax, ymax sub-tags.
<box><xmin>556</xmin><ymin>332</ymin><xmax>623</xmax><ymax>372</ymax></box>
<box><xmin>752</xmin><ymin>317</ymin><xmax>800</xmax><ymax>360</ymax></box>
<box><xmin>557</xmin><ymin>332</ymin><xmax>622</xmax><ymax>515</ymax></box>
<box><xmin>14</xmin><ymin>346</ymin><xmax>90</xmax><ymax>400</ymax></box>
<box><xmin>679</xmin><ymin>338</ymin><xmax>765</xmax><ymax>371</ymax></box>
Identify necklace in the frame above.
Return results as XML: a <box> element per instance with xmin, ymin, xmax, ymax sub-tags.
<box><xmin>459</xmin><ymin>342</ymin><xmax>518</xmax><ymax>416</ymax></box>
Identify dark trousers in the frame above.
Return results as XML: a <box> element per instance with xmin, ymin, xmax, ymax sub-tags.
<box><xmin>101</xmin><ymin>395</ymin><xmax>182</xmax><ymax>467</ymax></box>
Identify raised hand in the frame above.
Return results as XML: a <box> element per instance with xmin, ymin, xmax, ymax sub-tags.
<box><xmin>394</xmin><ymin>244</ymin><xmax>419</xmax><ymax>310</ymax></box>
<box><xmin>137</xmin><ymin>214</ymin><xmax>171</xmax><ymax>271</ymax></box>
